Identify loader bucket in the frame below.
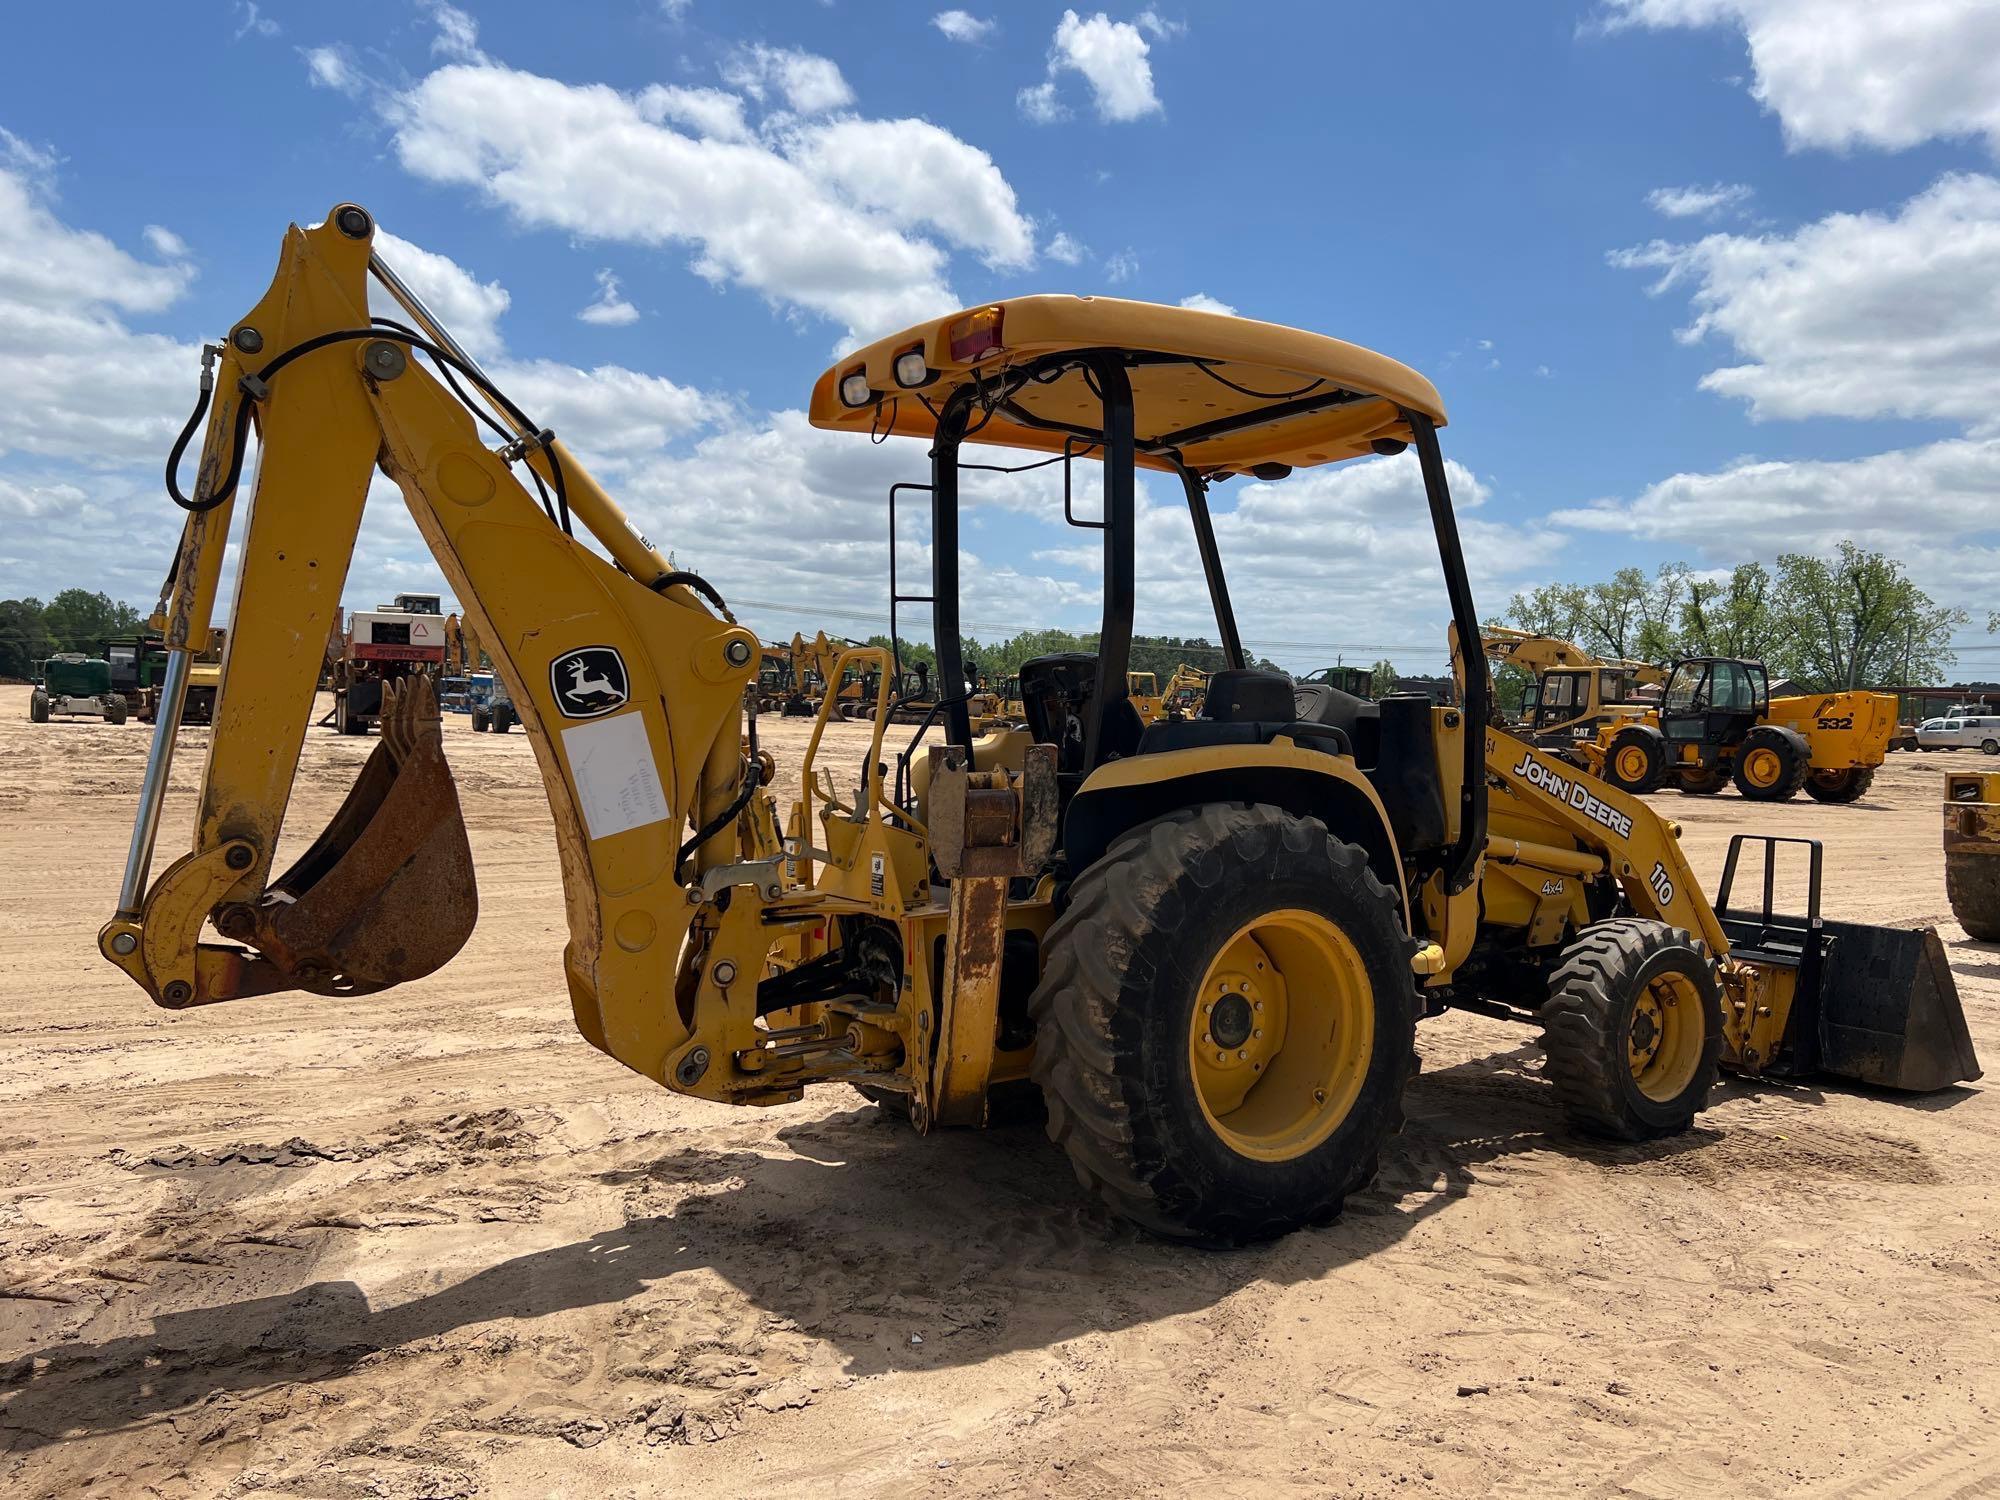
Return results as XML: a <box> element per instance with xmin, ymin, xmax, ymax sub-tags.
<box><xmin>1810</xmin><ymin>920</ymin><xmax>1979</xmax><ymax>1091</ymax></box>
<box><xmin>1717</xmin><ymin>834</ymin><xmax>1980</xmax><ymax>1092</ymax></box>
<box><xmin>235</xmin><ymin>676</ymin><xmax>477</xmax><ymax>997</ymax></box>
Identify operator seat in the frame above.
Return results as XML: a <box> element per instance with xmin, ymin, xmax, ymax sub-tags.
<box><xmin>1018</xmin><ymin>653</ymin><xmax>1145</xmax><ymax>790</ymax></box>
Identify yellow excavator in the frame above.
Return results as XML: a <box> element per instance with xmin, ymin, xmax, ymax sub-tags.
<box><xmin>101</xmin><ymin>206</ymin><xmax>1976</xmax><ymax>1245</ymax></box>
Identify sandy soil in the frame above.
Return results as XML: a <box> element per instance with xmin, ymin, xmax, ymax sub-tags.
<box><xmin>1</xmin><ymin>681</ymin><xmax>1995</xmax><ymax>1498</ymax></box>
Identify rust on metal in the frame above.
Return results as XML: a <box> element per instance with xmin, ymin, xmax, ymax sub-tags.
<box><xmin>238</xmin><ymin>675</ymin><xmax>478</xmax><ymax>996</ymax></box>
<box><xmin>922</xmin><ymin>742</ymin><xmax>1058</xmax><ymax>1127</ymax></box>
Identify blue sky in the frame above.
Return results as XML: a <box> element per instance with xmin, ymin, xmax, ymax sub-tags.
<box><xmin>3</xmin><ymin>0</ymin><xmax>1999</xmax><ymax>674</ymax></box>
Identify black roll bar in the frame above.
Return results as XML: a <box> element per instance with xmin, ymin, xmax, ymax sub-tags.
<box><xmin>930</xmin><ymin>388</ymin><xmax>977</xmax><ymax>748</ymax></box>
<box><xmin>1082</xmin><ymin>353</ymin><xmax>1136</xmax><ymax>772</ymax></box>
<box><xmin>1408</xmin><ymin>411</ymin><xmax>1487</xmax><ymax>893</ymax></box>
<box><xmin>1174</xmin><ymin>462</ymin><xmax>1244</xmax><ymax>671</ymax></box>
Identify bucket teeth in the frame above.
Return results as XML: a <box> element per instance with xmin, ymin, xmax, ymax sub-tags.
<box><xmin>379</xmin><ymin>674</ymin><xmax>441</xmax><ymax>766</ymax></box>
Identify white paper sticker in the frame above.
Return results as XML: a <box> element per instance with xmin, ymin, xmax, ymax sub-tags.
<box><xmin>561</xmin><ymin>711</ymin><xmax>671</xmax><ymax>840</ymax></box>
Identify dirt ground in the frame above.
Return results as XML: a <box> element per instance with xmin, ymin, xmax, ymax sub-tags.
<box><xmin>1</xmin><ymin>681</ymin><xmax>1995</xmax><ymax>1498</ymax></box>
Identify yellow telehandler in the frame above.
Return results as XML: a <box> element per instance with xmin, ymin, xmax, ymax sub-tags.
<box><xmin>1484</xmin><ymin>629</ymin><xmax>1895</xmax><ymax>804</ymax></box>
<box><xmin>101</xmin><ymin>207</ymin><xmax>1977</xmax><ymax>1245</ymax></box>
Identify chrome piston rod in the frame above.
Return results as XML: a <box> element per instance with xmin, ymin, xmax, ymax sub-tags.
<box><xmin>116</xmin><ymin>647</ymin><xmax>192</xmax><ymax>916</ymax></box>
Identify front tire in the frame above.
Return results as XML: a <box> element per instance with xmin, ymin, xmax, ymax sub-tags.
<box><xmin>103</xmin><ymin>697</ymin><xmax>127</xmax><ymax>725</ymax></box>
<box><xmin>1602</xmin><ymin>727</ymin><xmax>1667</xmax><ymax>794</ymax></box>
<box><xmin>1947</xmin><ymin>853</ymin><xmax>2000</xmax><ymax>942</ymax></box>
<box><xmin>1732</xmin><ymin>727</ymin><xmax>1809</xmax><ymax>801</ymax></box>
<box><xmin>28</xmin><ymin>689</ymin><xmax>48</xmax><ymax>723</ymax></box>
<box><xmin>1028</xmin><ymin>804</ymin><xmax>1417</xmax><ymax>1246</ymax></box>
<box><xmin>1539</xmin><ymin>919</ymin><xmax>1721</xmax><ymax>1140</ymax></box>
<box><xmin>1804</xmin><ymin>766</ymin><xmax>1874</xmax><ymax>803</ymax></box>
<box><xmin>1676</xmin><ymin>765</ymin><xmax>1728</xmax><ymax>796</ymax></box>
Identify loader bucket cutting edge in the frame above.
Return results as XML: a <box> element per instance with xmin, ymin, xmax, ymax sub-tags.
<box><xmin>241</xmin><ymin>676</ymin><xmax>478</xmax><ymax>996</ymax></box>
<box><xmin>1810</xmin><ymin>920</ymin><xmax>1980</xmax><ymax>1093</ymax></box>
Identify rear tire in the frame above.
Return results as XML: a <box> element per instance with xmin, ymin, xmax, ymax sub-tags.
<box><xmin>1602</xmin><ymin>727</ymin><xmax>1668</xmax><ymax>794</ymax></box>
<box><xmin>1983</xmin><ymin>739</ymin><xmax>1999</xmax><ymax>756</ymax></box>
<box><xmin>1539</xmin><ymin>918</ymin><xmax>1722</xmax><ymax>1141</ymax></box>
<box><xmin>1732</xmin><ymin>727</ymin><xmax>1809</xmax><ymax>801</ymax></box>
<box><xmin>1946</xmin><ymin>852</ymin><xmax>2000</xmax><ymax>942</ymax></box>
<box><xmin>1676</xmin><ymin>765</ymin><xmax>1727</xmax><ymax>796</ymax></box>
<box><xmin>471</xmin><ymin>707</ymin><xmax>489</xmax><ymax>732</ymax></box>
<box><xmin>1028</xmin><ymin>803</ymin><xmax>1417</xmax><ymax>1246</ymax></box>
<box><xmin>28</xmin><ymin>689</ymin><xmax>48</xmax><ymax>723</ymax></box>
<box><xmin>104</xmin><ymin>697</ymin><xmax>127</xmax><ymax>725</ymax></box>
<box><xmin>1804</xmin><ymin>766</ymin><xmax>1874</xmax><ymax>804</ymax></box>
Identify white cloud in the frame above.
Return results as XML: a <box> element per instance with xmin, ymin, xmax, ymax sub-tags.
<box><xmin>234</xmin><ymin>2</ymin><xmax>278</xmax><ymax>40</ymax></box>
<box><xmin>386</xmin><ymin>59</ymin><xmax>1031</xmax><ymax>343</ymax></box>
<box><xmin>1016</xmin><ymin>80</ymin><xmax>1066</xmax><ymax>125</ymax></box>
<box><xmin>659</xmin><ymin>0</ymin><xmax>692</xmax><ymax>18</ymax></box>
<box><xmin>1647</xmin><ymin>182</ymin><xmax>1754</xmax><ymax>219</ymax></box>
<box><xmin>0</xmin><ymin>160</ymin><xmax>197</xmax><ymax>468</ymax></box>
<box><xmin>1021</xmin><ymin>9</ymin><xmax>1173</xmax><ymax>125</ymax></box>
<box><xmin>302</xmin><ymin>45</ymin><xmax>363</xmax><ymax>96</ymax></box>
<box><xmin>933</xmin><ymin>10</ymin><xmax>997</xmax><ymax>44</ymax></box>
<box><xmin>1610</xmin><ymin>172</ymin><xmax>2000</xmax><ymax>426</ymax></box>
<box><xmin>719</xmin><ymin>45</ymin><xmax>854</xmax><ymax>115</ymax></box>
<box><xmin>143</xmin><ymin>225</ymin><xmax>191</xmax><ymax>260</ymax></box>
<box><xmin>1602</xmin><ymin>0</ymin><xmax>2000</xmax><ymax>158</ymax></box>
<box><xmin>783</xmin><ymin>117</ymin><xmax>1035</xmax><ymax>269</ymax></box>
<box><xmin>1178</xmin><ymin>292</ymin><xmax>1235</xmax><ymax>315</ymax></box>
<box><xmin>371</xmin><ymin>229</ymin><xmax>511</xmax><ymax>360</ymax></box>
<box><xmin>1105</xmin><ymin>249</ymin><xmax>1138</xmax><ymax>282</ymax></box>
<box><xmin>1045</xmin><ymin>230</ymin><xmax>1087</xmax><ymax>265</ymax></box>
<box><xmin>425</xmin><ymin>1</ymin><xmax>486</xmax><ymax>63</ymax></box>
<box><xmin>577</xmin><ymin>268</ymin><xmax>640</xmax><ymax>327</ymax></box>
<box><xmin>1547</xmin><ymin>436</ymin><xmax>2000</xmax><ymax>619</ymax></box>
<box><xmin>638</xmin><ymin>84</ymin><xmax>752</xmax><ymax>143</ymax></box>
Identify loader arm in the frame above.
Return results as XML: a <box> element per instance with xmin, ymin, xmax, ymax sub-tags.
<box><xmin>1483</xmin><ymin>725</ymin><xmax>1727</xmax><ymax>955</ymax></box>
<box><xmin>100</xmin><ymin>204</ymin><xmax>763</xmax><ymax>1090</ymax></box>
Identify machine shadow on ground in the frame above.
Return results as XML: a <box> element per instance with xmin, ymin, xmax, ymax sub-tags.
<box><xmin>0</xmin><ymin>1046</ymin><xmax>1719</xmax><ymax>1453</ymax></box>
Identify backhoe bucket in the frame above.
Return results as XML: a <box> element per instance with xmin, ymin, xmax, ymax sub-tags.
<box><xmin>234</xmin><ymin>676</ymin><xmax>477</xmax><ymax>997</ymax></box>
<box><xmin>1810</xmin><ymin>920</ymin><xmax>1979</xmax><ymax>1092</ymax></box>
<box><xmin>1717</xmin><ymin>834</ymin><xmax>1979</xmax><ymax>1093</ymax></box>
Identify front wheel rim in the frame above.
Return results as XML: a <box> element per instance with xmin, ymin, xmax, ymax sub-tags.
<box><xmin>1615</xmin><ymin>744</ymin><xmax>1650</xmax><ymax>782</ymax></box>
<box><xmin>1743</xmin><ymin>747</ymin><xmax>1783</xmax><ymax>787</ymax></box>
<box><xmin>1189</xmin><ymin>909</ymin><xmax>1374</xmax><ymax>1163</ymax></box>
<box><xmin>1628</xmin><ymin>971</ymin><xmax>1704</xmax><ymax>1101</ymax></box>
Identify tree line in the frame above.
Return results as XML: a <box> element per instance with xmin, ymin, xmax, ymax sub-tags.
<box><xmin>0</xmin><ymin>590</ymin><xmax>146</xmax><ymax>680</ymax></box>
<box><xmin>1497</xmin><ymin>544</ymin><xmax>1964</xmax><ymax>693</ymax></box>
<box><xmin>858</xmin><ymin>629</ymin><xmax>1281</xmax><ymax>687</ymax></box>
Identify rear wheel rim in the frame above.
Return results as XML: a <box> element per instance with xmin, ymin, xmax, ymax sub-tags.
<box><xmin>1742</xmin><ymin>747</ymin><xmax>1783</xmax><ymax>788</ymax></box>
<box><xmin>1628</xmin><ymin>971</ymin><xmax>1703</xmax><ymax>1101</ymax></box>
<box><xmin>1189</xmin><ymin>908</ymin><xmax>1373</xmax><ymax>1163</ymax></box>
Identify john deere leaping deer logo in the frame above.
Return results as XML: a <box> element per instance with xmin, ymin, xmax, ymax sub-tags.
<box><xmin>549</xmin><ymin>646</ymin><xmax>629</xmax><ymax>718</ymax></box>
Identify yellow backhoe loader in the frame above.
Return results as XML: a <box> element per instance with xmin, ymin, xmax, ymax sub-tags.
<box><xmin>1945</xmin><ymin>770</ymin><xmax>2000</xmax><ymax>941</ymax></box>
<box><xmin>101</xmin><ymin>207</ymin><xmax>1977</xmax><ymax>1246</ymax></box>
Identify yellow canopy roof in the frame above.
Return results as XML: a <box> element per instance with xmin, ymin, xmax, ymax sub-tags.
<box><xmin>807</xmin><ymin>295</ymin><xmax>1446</xmax><ymax>474</ymax></box>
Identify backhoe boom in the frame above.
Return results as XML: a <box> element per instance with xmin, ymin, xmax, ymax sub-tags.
<box><xmin>101</xmin><ymin>204</ymin><xmax>763</xmax><ymax>1093</ymax></box>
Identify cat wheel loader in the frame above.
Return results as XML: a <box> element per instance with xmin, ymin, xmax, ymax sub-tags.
<box><xmin>101</xmin><ymin>207</ymin><xmax>1978</xmax><ymax>1246</ymax></box>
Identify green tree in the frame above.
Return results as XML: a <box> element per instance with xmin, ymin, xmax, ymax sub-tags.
<box><xmin>41</xmin><ymin>588</ymin><xmax>143</xmax><ymax>653</ymax></box>
<box><xmin>1678</xmin><ymin>562</ymin><xmax>1773</xmax><ymax>659</ymax></box>
<box><xmin>0</xmin><ymin>597</ymin><xmax>52</xmax><ymax>681</ymax></box>
<box><xmin>1767</xmin><ymin>543</ymin><xmax>1963</xmax><ymax>690</ymax></box>
<box><xmin>1368</xmin><ymin>659</ymin><xmax>1399</xmax><ymax>697</ymax></box>
<box><xmin>1505</xmin><ymin>581</ymin><xmax>1588</xmax><ymax>643</ymax></box>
